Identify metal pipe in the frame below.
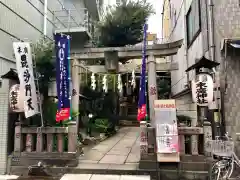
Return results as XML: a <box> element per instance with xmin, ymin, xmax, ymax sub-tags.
<box><xmin>208</xmin><ymin>0</ymin><xmax>215</xmax><ymax>62</ymax></box>
<box><xmin>43</xmin><ymin>0</ymin><xmax>48</xmax><ymax>36</ymax></box>
<box><xmin>183</xmin><ymin>0</ymin><xmax>189</xmax><ymax>83</ymax></box>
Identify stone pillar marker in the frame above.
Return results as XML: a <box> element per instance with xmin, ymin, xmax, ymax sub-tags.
<box><xmin>36</xmin><ymin>129</ymin><xmax>43</xmax><ymax>152</ymax></box>
<box><xmin>68</xmin><ymin>121</ymin><xmax>77</xmax><ymax>152</ymax></box>
<box><xmin>203</xmin><ymin>121</ymin><xmax>212</xmax><ymax>157</ymax></box>
<box><xmin>47</xmin><ymin>134</ymin><xmax>53</xmax><ymax>152</ymax></box>
<box><xmin>147</xmin><ymin>53</ymin><xmax>158</xmax><ymax>126</ymax></box>
<box><xmin>14</xmin><ymin>121</ymin><xmax>22</xmax><ymax>153</ymax></box>
<box><xmin>57</xmin><ymin>134</ymin><xmax>64</xmax><ymax>152</ymax></box>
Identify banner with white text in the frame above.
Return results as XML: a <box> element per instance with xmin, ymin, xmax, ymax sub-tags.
<box><xmin>13</xmin><ymin>42</ymin><xmax>39</xmax><ymax>118</ymax></box>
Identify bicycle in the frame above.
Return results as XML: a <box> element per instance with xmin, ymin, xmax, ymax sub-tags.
<box><xmin>206</xmin><ymin>132</ymin><xmax>239</xmax><ymax>180</ymax></box>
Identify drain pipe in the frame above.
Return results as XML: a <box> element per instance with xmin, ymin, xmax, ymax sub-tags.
<box><xmin>183</xmin><ymin>0</ymin><xmax>189</xmax><ymax>84</ymax></box>
<box><xmin>43</xmin><ymin>0</ymin><xmax>48</xmax><ymax>37</ymax></box>
<box><xmin>208</xmin><ymin>0</ymin><xmax>222</xmax><ymax>138</ymax></box>
<box><xmin>208</xmin><ymin>0</ymin><xmax>215</xmax><ymax>62</ymax></box>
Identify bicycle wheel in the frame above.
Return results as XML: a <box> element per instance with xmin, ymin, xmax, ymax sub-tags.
<box><xmin>209</xmin><ymin>163</ymin><xmax>220</xmax><ymax>180</ymax></box>
<box><xmin>209</xmin><ymin>160</ymin><xmax>233</xmax><ymax>180</ymax></box>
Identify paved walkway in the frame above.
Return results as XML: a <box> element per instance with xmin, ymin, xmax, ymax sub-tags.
<box><xmin>78</xmin><ymin>127</ymin><xmax>140</xmax><ymax>170</ymax></box>
<box><xmin>0</xmin><ymin>175</ymin><xmax>19</xmax><ymax>179</ymax></box>
<box><xmin>60</xmin><ymin>174</ymin><xmax>150</xmax><ymax>180</ymax></box>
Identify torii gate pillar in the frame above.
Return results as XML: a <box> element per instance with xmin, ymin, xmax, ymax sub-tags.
<box><xmin>147</xmin><ymin>53</ymin><xmax>158</xmax><ymax>127</ymax></box>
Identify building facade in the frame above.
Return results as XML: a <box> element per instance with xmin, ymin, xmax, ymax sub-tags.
<box><xmin>163</xmin><ymin>0</ymin><xmax>240</xmax><ymax>155</ymax></box>
<box><xmin>0</xmin><ymin>0</ymin><xmax>101</xmax><ymax>174</ymax></box>
<box><xmin>162</xmin><ymin>0</ymin><xmax>201</xmax><ymax>126</ymax></box>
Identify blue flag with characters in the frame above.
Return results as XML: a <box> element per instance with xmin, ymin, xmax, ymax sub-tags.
<box><xmin>137</xmin><ymin>23</ymin><xmax>148</xmax><ymax>121</ymax></box>
<box><xmin>54</xmin><ymin>33</ymin><xmax>71</xmax><ymax>122</ymax></box>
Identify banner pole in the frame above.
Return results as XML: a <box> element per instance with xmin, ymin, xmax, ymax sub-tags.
<box><xmin>67</xmin><ymin>36</ymin><xmax>72</xmax><ymax>120</ymax></box>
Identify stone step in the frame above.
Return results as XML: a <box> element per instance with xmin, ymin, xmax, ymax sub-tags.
<box><xmin>119</xmin><ymin>120</ymin><xmax>139</xmax><ymax>127</ymax></box>
<box><xmin>10</xmin><ymin>165</ymin><xmax>156</xmax><ymax>177</ymax></box>
<box><xmin>180</xmin><ymin>155</ymin><xmax>207</xmax><ymax>162</ymax></box>
<box><xmin>159</xmin><ymin>169</ymin><xmax>208</xmax><ymax>180</ymax></box>
<box><xmin>158</xmin><ymin>161</ymin><xmax>208</xmax><ymax>172</ymax></box>
<box><xmin>11</xmin><ymin>166</ymin><xmax>209</xmax><ymax>180</ymax></box>
<box><xmin>10</xmin><ymin>156</ymin><xmax>78</xmax><ymax>167</ymax></box>
<box><xmin>180</xmin><ymin>162</ymin><xmax>209</xmax><ymax>171</ymax></box>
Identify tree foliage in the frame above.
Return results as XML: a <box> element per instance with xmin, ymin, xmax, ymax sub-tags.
<box><xmin>31</xmin><ymin>37</ymin><xmax>55</xmax><ymax>98</ymax></box>
<box><xmin>94</xmin><ymin>0</ymin><xmax>154</xmax><ymax>47</ymax></box>
<box><xmin>31</xmin><ymin>37</ymin><xmax>55</xmax><ymax>125</ymax></box>
<box><xmin>157</xmin><ymin>78</ymin><xmax>171</xmax><ymax>99</ymax></box>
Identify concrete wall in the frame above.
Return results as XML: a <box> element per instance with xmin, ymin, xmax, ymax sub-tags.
<box><xmin>206</xmin><ymin>0</ymin><xmax>240</xmax><ymax>154</ymax></box>
<box><xmin>0</xmin><ymin>0</ymin><xmax>88</xmax><ymax>174</ymax></box>
<box><xmin>175</xmin><ymin>93</ymin><xmax>197</xmax><ymax>125</ymax></box>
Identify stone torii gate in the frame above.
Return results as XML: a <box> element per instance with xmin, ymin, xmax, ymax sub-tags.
<box><xmin>70</xmin><ymin>39</ymin><xmax>183</xmax><ymax>126</ymax></box>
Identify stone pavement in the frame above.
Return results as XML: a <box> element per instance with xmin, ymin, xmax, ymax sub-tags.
<box><xmin>0</xmin><ymin>175</ymin><xmax>19</xmax><ymax>179</ymax></box>
<box><xmin>60</xmin><ymin>174</ymin><xmax>150</xmax><ymax>180</ymax></box>
<box><xmin>78</xmin><ymin>127</ymin><xmax>140</xmax><ymax>170</ymax></box>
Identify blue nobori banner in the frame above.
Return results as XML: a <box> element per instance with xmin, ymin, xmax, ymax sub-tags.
<box><xmin>54</xmin><ymin>33</ymin><xmax>71</xmax><ymax>122</ymax></box>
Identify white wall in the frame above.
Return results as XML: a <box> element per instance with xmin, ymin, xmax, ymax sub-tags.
<box><xmin>169</xmin><ymin>0</ymin><xmax>204</xmax><ymax>95</ymax></box>
<box><xmin>168</xmin><ymin>0</ymin><xmax>187</xmax><ymax>95</ymax></box>
<box><xmin>167</xmin><ymin>0</ymin><xmax>204</xmax><ymax>122</ymax></box>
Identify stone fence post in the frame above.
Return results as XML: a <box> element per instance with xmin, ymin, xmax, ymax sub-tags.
<box><xmin>140</xmin><ymin>121</ymin><xmax>148</xmax><ymax>156</ymax></box>
<box><xmin>139</xmin><ymin>121</ymin><xmax>157</xmax><ymax>170</ymax></box>
<box><xmin>14</xmin><ymin>122</ymin><xmax>22</xmax><ymax>153</ymax></box>
<box><xmin>68</xmin><ymin>121</ymin><xmax>77</xmax><ymax>152</ymax></box>
<box><xmin>203</xmin><ymin>121</ymin><xmax>212</xmax><ymax>157</ymax></box>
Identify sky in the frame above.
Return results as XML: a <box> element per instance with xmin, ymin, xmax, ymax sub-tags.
<box><xmin>146</xmin><ymin>0</ymin><xmax>163</xmax><ymax>38</ymax></box>
<box><xmin>103</xmin><ymin>0</ymin><xmax>164</xmax><ymax>38</ymax></box>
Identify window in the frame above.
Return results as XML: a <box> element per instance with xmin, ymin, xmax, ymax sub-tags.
<box><xmin>186</xmin><ymin>0</ymin><xmax>201</xmax><ymax>46</ymax></box>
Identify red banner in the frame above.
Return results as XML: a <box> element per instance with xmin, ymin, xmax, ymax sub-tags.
<box><xmin>137</xmin><ymin>104</ymin><xmax>146</xmax><ymax>121</ymax></box>
<box><xmin>56</xmin><ymin>108</ymin><xmax>70</xmax><ymax>122</ymax></box>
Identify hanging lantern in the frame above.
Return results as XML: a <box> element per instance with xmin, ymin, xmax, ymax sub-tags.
<box><xmin>9</xmin><ymin>84</ymin><xmax>24</xmax><ymax>112</ymax></box>
<box><xmin>91</xmin><ymin>73</ymin><xmax>96</xmax><ymax>90</ymax></box>
<box><xmin>102</xmin><ymin>75</ymin><xmax>108</xmax><ymax>93</ymax></box>
<box><xmin>131</xmin><ymin>69</ymin><xmax>136</xmax><ymax>89</ymax></box>
<box><xmin>191</xmin><ymin>73</ymin><xmax>214</xmax><ymax>106</ymax></box>
<box><xmin>117</xmin><ymin>74</ymin><xmax>122</xmax><ymax>93</ymax></box>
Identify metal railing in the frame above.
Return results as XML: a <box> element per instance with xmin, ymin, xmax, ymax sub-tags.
<box><xmin>53</xmin><ymin>8</ymin><xmax>92</xmax><ymax>36</ymax></box>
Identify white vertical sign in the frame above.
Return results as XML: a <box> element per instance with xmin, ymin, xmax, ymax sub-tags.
<box><xmin>154</xmin><ymin>99</ymin><xmax>180</xmax><ymax>162</ymax></box>
<box><xmin>13</xmin><ymin>42</ymin><xmax>39</xmax><ymax>118</ymax></box>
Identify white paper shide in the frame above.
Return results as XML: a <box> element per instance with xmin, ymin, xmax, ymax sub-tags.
<box><xmin>13</xmin><ymin>42</ymin><xmax>39</xmax><ymax>118</ymax></box>
<box><xmin>191</xmin><ymin>73</ymin><xmax>214</xmax><ymax>106</ymax></box>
